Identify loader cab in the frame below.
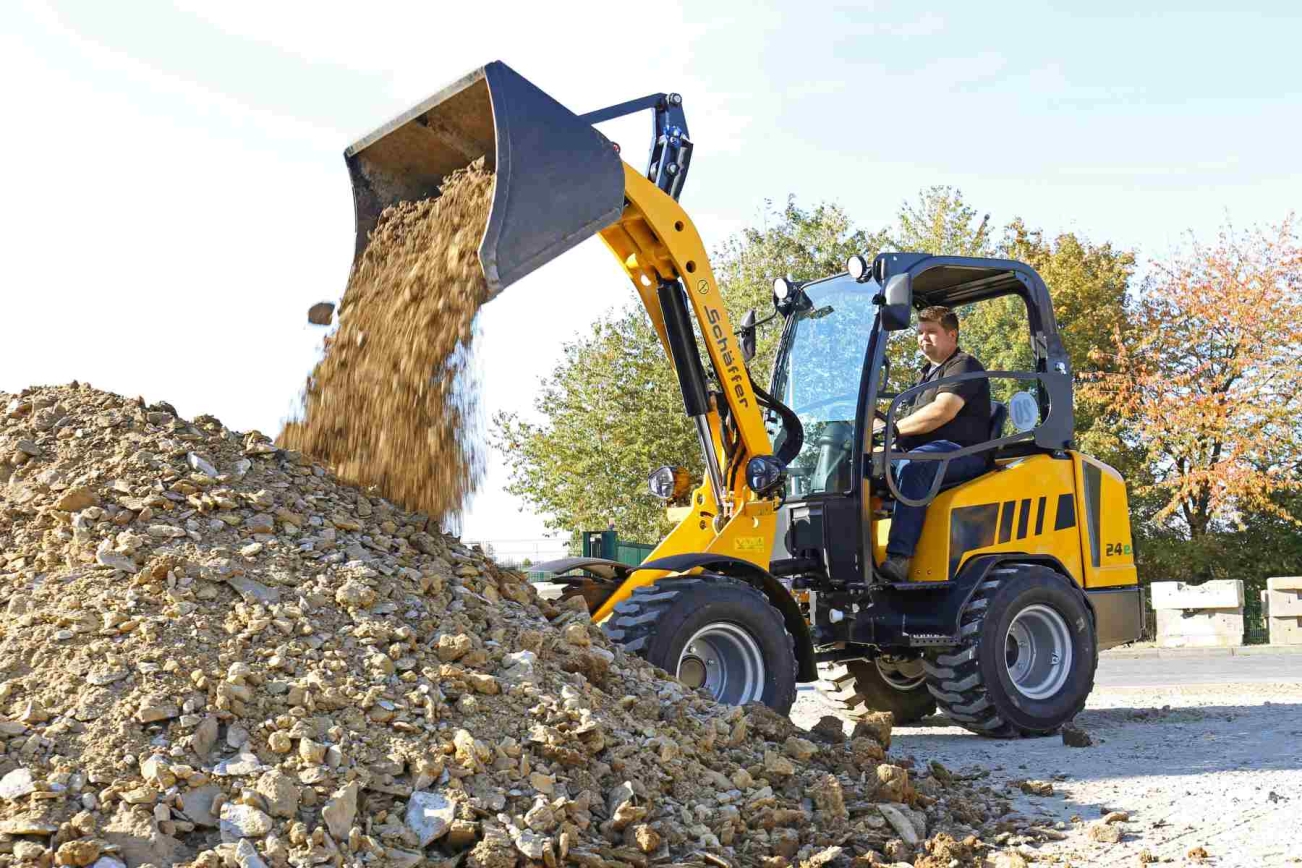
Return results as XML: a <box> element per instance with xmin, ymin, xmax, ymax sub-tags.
<box><xmin>769</xmin><ymin>253</ymin><xmax>1075</xmax><ymax>584</ymax></box>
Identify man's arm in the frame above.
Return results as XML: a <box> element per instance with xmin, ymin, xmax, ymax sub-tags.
<box><xmin>896</xmin><ymin>393</ymin><xmax>964</xmax><ymax>436</ymax></box>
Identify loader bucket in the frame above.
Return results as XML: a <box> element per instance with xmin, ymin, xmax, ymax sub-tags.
<box><xmin>345</xmin><ymin>61</ymin><xmax>626</xmax><ymax>296</ymax></box>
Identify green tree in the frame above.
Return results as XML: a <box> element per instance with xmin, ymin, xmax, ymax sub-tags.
<box><xmin>885</xmin><ymin>186</ymin><xmax>993</xmax><ymax>256</ymax></box>
<box><xmin>714</xmin><ymin>198</ymin><xmax>881</xmax><ymax>378</ymax></box>
<box><xmin>492</xmin><ymin>199</ymin><xmax>872</xmax><ymax>543</ymax></box>
<box><xmin>993</xmin><ymin>222</ymin><xmax>1136</xmax><ymax>464</ymax></box>
<box><xmin>999</xmin><ymin>221</ymin><xmax>1133</xmax><ymax>376</ymax></box>
<box><xmin>493</xmin><ymin>308</ymin><xmax>695</xmax><ymax>542</ymax></box>
<box><xmin>1133</xmin><ymin>492</ymin><xmax>1302</xmax><ymax>614</ymax></box>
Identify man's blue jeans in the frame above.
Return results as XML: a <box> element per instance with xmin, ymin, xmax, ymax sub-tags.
<box><xmin>887</xmin><ymin>440</ymin><xmax>989</xmax><ymax>559</ymax></box>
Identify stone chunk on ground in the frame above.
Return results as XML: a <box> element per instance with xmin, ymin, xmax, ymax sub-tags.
<box><xmin>1061</xmin><ymin>720</ymin><xmax>1093</xmax><ymax>747</ymax></box>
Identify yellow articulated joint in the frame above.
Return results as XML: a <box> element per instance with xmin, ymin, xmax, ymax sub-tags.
<box><xmin>592</xmin><ymin>503</ymin><xmax>778</xmax><ymax>624</ymax></box>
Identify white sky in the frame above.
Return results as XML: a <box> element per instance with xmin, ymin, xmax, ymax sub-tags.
<box><xmin>2</xmin><ymin>1</ymin><xmax>1299</xmax><ymax>562</ymax></box>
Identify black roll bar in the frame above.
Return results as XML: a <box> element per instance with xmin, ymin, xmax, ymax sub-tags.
<box><xmin>877</xmin><ymin>370</ymin><xmax>1064</xmax><ymax>508</ymax></box>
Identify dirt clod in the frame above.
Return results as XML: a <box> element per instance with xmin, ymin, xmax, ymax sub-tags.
<box><xmin>1061</xmin><ymin>720</ymin><xmax>1093</xmax><ymax>747</ymax></box>
<box><xmin>1015</xmin><ymin>779</ymin><xmax>1054</xmax><ymax>797</ymax></box>
<box><xmin>1087</xmin><ymin>821</ymin><xmax>1124</xmax><ymax>844</ymax></box>
<box><xmin>306</xmin><ymin>302</ymin><xmax>335</xmax><ymax>325</ymax></box>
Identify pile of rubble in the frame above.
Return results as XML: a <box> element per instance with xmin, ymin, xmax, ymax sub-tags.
<box><xmin>0</xmin><ymin>384</ymin><xmax>1029</xmax><ymax>868</ymax></box>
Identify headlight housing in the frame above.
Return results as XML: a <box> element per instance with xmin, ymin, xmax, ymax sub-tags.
<box><xmin>772</xmin><ymin>276</ymin><xmax>796</xmax><ymax>314</ymax></box>
<box><xmin>772</xmin><ymin>276</ymin><xmax>793</xmax><ymax>302</ymax></box>
<box><xmin>746</xmin><ymin>455</ymin><xmax>786</xmax><ymax>497</ymax></box>
<box><xmin>846</xmin><ymin>253</ymin><xmax>869</xmax><ymax>282</ymax></box>
<box><xmin>648</xmin><ymin>465</ymin><xmax>692</xmax><ymax>501</ymax></box>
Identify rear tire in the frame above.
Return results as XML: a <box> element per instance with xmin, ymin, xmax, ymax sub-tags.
<box><xmin>923</xmin><ymin>563</ymin><xmax>1097</xmax><ymax>737</ymax></box>
<box><xmin>603</xmin><ymin>577</ymin><xmax>798</xmax><ymax>714</ymax></box>
<box><xmin>816</xmin><ymin>658</ymin><xmax>937</xmax><ymax>724</ymax></box>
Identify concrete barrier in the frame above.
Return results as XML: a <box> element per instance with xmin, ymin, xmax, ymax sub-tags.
<box><xmin>1266</xmin><ymin>576</ymin><xmax>1302</xmax><ymax>646</ymax></box>
<box><xmin>1149</xmin><ymin>580</ymin><xmax>1244</xmax><ymax>648</ymax></box>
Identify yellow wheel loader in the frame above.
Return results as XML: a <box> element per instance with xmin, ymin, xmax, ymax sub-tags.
<box><xmin>345</xmin><ymin>62</ymin><xmax>1143</xmax><ymax>737</ymax></box>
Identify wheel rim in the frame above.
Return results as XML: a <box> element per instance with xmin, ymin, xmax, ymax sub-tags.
<box><xmin>1003</xmin><ymin>603</ymin><xmax>1072</xmax><ymax>700</ymax></box>
<box><xmin>677</xmin><ymin>622</ymin><xmax>766</xmax><ymax>705</ymax></box>
<box><xmin>875</xmin><ymin>656</ymin><xmax>926</xmax><ymax>692</ymax></box>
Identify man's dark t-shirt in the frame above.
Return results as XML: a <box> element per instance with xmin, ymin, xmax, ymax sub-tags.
<box><xmin>897</xmin><ymin>348</ymin><xmax>992</xmax><ymax>450</ymax></box>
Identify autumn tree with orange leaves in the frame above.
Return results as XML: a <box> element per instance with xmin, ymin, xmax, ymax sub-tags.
<box><xmin>1082</xmin><ymin>218</ymin><xmax>1302</xmax><ymax>539</ymax></box>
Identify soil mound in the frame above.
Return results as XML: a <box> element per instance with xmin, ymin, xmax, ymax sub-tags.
<box><xmin>0</xmin><ymin>384</ymin><xmax>1015</xmax><ymax>868</ymax></box>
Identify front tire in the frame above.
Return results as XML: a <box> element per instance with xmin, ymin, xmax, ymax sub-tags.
<box><xmin>603</xmin><ymin>577</ymin><xmax>798</xmax><ymax>713</ymax></box>
<box><xmin>923</xmin><ymin>563</ymin><xmax>1097</xmax><ymax>737</ymax></box>
<box><xmin>816</xmin><ymin>657</ymin><xmax>937</xmax><ymax>724</ymax></box>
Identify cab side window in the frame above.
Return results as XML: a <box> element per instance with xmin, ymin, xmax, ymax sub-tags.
<box><xmin>954</xmin><ymin>294</ymin><xmax>1035</xmax><ymax>406</ymax></box>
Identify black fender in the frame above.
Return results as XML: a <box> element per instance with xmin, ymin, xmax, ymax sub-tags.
<box><xmin>960</xmin><ymin>553</ymin><xmax>1093</xmax><ymax>621</ymax></box>
<box><xmin>529</xmin><ymin>557</ymin><xmax>634</xmax><ymax>582</ymax></box>
<box><xmin>633</xmin><ymin>553</ymin><xmax>818</xmax><ymax>682</ymax></box>
<box><xmin>853</xmin><ymin>553</ymin><xmax>1090</xmax><ymax>648</ymax></box>
<box><xmin>989</xmin><ymin>555</ymin><xmax>1143</xmax><ymax>647</ymax></box>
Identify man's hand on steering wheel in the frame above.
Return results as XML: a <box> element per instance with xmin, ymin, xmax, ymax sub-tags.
<box><xmin>871</xmin><ymin>409</ymin><xmax>891</xmax><ymax>442</ymax></box>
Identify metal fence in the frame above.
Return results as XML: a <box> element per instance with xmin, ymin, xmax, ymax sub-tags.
<box><xmin>1243</xmin><ymin>588</ymin><xmax>1270</xmax><ymax>645</ymax></box>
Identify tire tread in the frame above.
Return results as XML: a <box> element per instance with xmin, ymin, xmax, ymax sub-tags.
<box><xmin>601</xmin><ymin>577</ymin><xmax>798</xmax><ymax>714</ymax></box>
<box><xmin>924</xmin><ymin>563</ymin><xmax>1098</xmax><ymax>738</ymax></box>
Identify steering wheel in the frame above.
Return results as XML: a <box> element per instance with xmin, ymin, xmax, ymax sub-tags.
<box><xmin>793</xmin><ymin>393</ymin><xmax>893</xmax><ymax>428</ymax></box>
<box><xmin>793</xmin><ymin>392</ymin><xmax>859</xmax><ymax>416</ymax></box>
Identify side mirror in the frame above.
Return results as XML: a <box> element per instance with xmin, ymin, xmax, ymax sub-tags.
<box><xmin>881</xmin><ymin>272</ymin><xmax>912</xmax><ymax>331</ymax></box>
<box><xmin>739</xmin><ymin>309</ymin><xmax>758</xmax><ymax>362</ymax></box>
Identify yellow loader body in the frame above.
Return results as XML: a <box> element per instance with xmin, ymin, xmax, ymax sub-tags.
<box><xmin>874</xmin><ymin>452</ymin><xmax>1138</xmax><ymax>588</ymax></box>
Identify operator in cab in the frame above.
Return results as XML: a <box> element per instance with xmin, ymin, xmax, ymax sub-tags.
<box><xmin>877</xmin><ymin>306</ymin><xmax>991</xmax><ymax>583</ymax></box>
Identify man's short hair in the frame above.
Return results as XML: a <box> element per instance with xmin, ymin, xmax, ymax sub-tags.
<box><xmin>918</xmin><ymin>305</ymin><xmax>959</xmax><ymax>332</ymax></box>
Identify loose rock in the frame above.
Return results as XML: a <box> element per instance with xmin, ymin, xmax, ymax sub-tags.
<box><xmin>0</xmin><ymin>383</ymin><xmax>1020</xmax><ymax>868</ymax></box>
<box><xmin>220</xmin><ymin>803</ymin><xmax>274</xmax><ymax>839</ymax></box>
<box><xmin>322</xmin><ymin>781</ymin><xmax>360</xmax><ymax>840</ymax></box>
<box><xmin>1061</xmin><ymin>720</ymin><xmax>1093</xmax><ymax>747</ymax></box>
<box><xmin>406</xmin><ymin>791</ymin><xmax>457</xmax><ymax>846</ymax></box>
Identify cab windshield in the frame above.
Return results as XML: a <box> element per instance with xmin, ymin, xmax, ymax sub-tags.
<box><xmin>770</xmin><ymin>275</ymin><xmax>879</xmax><ymax>496</ymax></box>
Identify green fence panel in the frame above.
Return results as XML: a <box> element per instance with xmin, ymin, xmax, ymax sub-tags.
<box><xmin>616</xmin><ymin>542</ymin><xmax>654</xmax><ymax>565</ymax></box>
<box><xmin>1243</xmin><ymin>590</ymin><xmax>1269</xmax><ymax>645</ymax></box>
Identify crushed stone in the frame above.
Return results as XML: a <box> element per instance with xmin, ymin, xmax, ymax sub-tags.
<box><xmin>1</xmin><ymin>383</ymin><xmax>1019</xmax><ymax>868</ymax></box>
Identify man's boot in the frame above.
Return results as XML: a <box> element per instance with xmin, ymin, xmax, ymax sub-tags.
<box><xmin>878</xmin><ymin>556</ymin><xmax>911</xmax><ymax>583</ymax></box>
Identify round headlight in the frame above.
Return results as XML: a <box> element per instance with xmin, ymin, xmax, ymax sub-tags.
<box><xmin>772</xmin><ymin>276</ymin><xmax>793</xmax><ymax>302</ymax></box>
<box><xmin>846</xmin><ymin>254</ymin><xmax>869</xmax><ymax>282</ymax></box>
<box><xmin>746</xmin><ymin>455</ymin><xmax>786</xmax><ymax>497</ymax></box>
<box><xmin>648</xmin><ymin>466</ymin><xmax>678</xmax><ymax>500</ymax></box>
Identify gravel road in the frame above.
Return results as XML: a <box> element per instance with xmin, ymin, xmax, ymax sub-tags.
<box><xmin>792</xmin><ymin>663</ymin><xmax>1302</xmax><ymax>866</ymax></box>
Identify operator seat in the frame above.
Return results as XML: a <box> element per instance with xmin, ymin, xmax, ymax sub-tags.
<box><xmin>988</xmin><ymin>400</ymin><xmax>1007</xmax><ymax>442</ymax></box>
<box><xmin>930</xmin><ymin>400</ymin><xmax>1008</xmax><ymax>494</ymax></box>
<box><xmin>875</xmin><ymin>400</ymin><xmax>1012</xmax><ymax>500</ymax></box>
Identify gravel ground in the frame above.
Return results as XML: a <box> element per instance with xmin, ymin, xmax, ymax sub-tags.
<box><xmin>792</xmin><ymin>680</ymin><xmax>1302</xmax><ymax>866</ymax></box>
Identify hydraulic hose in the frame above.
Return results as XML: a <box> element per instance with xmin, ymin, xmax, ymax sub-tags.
<box><xmin>751</xmin><ymin>381</ymin><xmax>803</xmax><ymax>467</ymax></box>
